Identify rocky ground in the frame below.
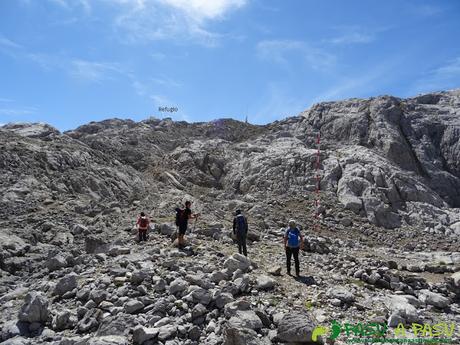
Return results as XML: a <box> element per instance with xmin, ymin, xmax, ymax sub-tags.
<box><xmin>0</xmin><ymin>90</ymin><xmax>459</xmax><ymax>344</ymax></box>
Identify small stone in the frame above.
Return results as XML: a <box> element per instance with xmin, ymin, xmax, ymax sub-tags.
<box><xmin>327</xmin><ymin>287</ymin><xmax>355</xmax><ymax>304</ymax></box>
<box><xmin>256</xmin><ymin>275</ymin><xmax>277</xmax><ymax>290</ymax></box>
<box><xmin>215</xmin><ymin>292</ymin><xmax>234</xmax><ymax>309</ymax></box>
<box><xmin>124</xmin><ymin>300</ymin><xmax>144</xmax><ymax>314</ymax></box>
<box><xmin>418</xmin><ymin>290</ymin><xmax>450</xmax><ymax>309</ymax></box>
<box><xmin>169</xmin><ymin>278</ymin><xmax>188</xmax><ymax>295</ymax></box>
<box><xmin>131</xmin><ymin>270</ymin><xmax>149</xmax><ymax>285</ymax></box>
<box><xmin>188</xmin><ymin>326</ymin><xmax>201</xmax><ymax>341</ymax></box>
<box><xmin>132</xmin><ymin>325</ymin><xmax>159</xmax><ymax>344</ymax></box>
<box><xmin>114</xmin><ymin>277</ymin><xmax>128</xmax><ymax>286</ymax></box>
<box><xmin>191</xmin><ymin>304</ymin><xmax>207</xmax><ymax>320</ymax></box>
<box><xmin>228</xmin><ymin>311</ymin><xmax>263</xmax><ymax>330</ymax></box>
<box><xmin>267</xmin><ymin>266</ymin><xmax>282</xmax><ymax>276</ymax></box>
<box><xmin>53</xmin><ymin>273</ymin><xmax>78</xmax><ymax>297</ymax></box>
<box><xmin>340</xmin><ymin>217</ymin><xmax>353</xmax><ymax>226</ymax></box>
<box><xmin>224</xmin><ymin>254</ymin><xmax>252</xmax><ymax>273</ymax></box>
<box><xmin>157</xmin><ymin>325</ymin><xmax>177</xmax><ymax>341</ymax></box>
<box><xmin>46</xmin><ymin>255</ymin><xmax>68</xmax><ymax>272</ymax></box>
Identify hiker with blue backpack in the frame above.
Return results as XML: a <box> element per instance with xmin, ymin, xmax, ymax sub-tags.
<box><xmin>284</xmin><ymin>219</ymin><xmax>304</xmax><ymax>277</ymax></box>
<box><xmin>233</xmin><ymin>209</ymin><xmax>248</xmax><ymax>256</ymax></box>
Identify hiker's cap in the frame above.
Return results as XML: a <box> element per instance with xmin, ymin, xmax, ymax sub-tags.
<box><xmin>288</xmin><ymin>219</ymin><xmax>296</xmax><ymax>227</ymax></box>
<box><xmin>235</xmin><ymin>209</ymin><xmax>241</xmax><ymax>215</ymax></box>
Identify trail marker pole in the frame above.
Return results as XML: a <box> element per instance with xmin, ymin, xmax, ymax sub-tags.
<box><xmin>314</xmin><ymin>132</ymin><xmax>321</xmax><ymax>232</ymax></box>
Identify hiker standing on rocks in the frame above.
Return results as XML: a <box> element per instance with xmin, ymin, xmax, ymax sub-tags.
<box><xmin>284</xmin><ymin>219</ymin><xmax>304</xmax><ymax>276</ymax></box>
<box><xmin>233</xmin><ymin>209</ymin><xmax>248</xmax><ymax>257</ymax></box>
<box><xmin>175</xmin><ymin>201</ymin><xmax>199</xmax><ymax>248</ymax></box>
<box><xmin>136</xmin><ymin>212</ymin><xmax>150</xmax><ymax>243</ymax></box>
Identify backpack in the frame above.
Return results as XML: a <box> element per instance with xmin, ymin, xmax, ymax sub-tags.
<box><xmin>139</xmin><ymin>217</ymin><xmax>148</xmax><ymax>229</ymax></box>
<box><xmin>175</xmin><ymin>208</ymin><xmax>186</xmax><ymax>226</ymax></box>
<box><xmin>287</xmin><ymin>228</ymin><xmax>300</xmax><ymax>247</ymax></box>
<box><xmin>235</xmin><ymin>215</ymin><xmax>247</xmax><ymax>235</ymax></box>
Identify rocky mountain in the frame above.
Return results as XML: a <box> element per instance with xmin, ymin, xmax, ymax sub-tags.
<box><xmin>0</xmin><ymin>90</ymin><xmax>459</xmax><ymax>345</ymax></box>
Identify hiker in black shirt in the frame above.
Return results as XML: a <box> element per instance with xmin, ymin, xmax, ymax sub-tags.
<box><xmin>175</xmin><ymin>200</ymin><xmax>198</xmax><ymax>248</ymax></box>
<box><xmin>233</xmin><ymin>209</ymin><xmax>248</xmax><ymax>256</ymax></box>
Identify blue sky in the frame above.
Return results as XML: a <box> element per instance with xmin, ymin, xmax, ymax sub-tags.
<box><xmin>0</xmin><ymin>0</ymin><xmax>459</xmax><ymax>130</ymax></box>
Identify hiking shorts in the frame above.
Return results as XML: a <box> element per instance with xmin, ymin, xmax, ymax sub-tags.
<box><xmin>178</xmin><ymin>224</ymin><xmax>187</xmax><ymax>235</ymax></box>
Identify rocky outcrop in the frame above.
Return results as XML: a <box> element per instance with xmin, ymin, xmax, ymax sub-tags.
<box><xmin>0</xmin><ymin>90</ymin><xmax>459</xmax><ymax>344</ymax></box>
<box><xmin>301</xmin><ymin>92</ymin><xmax>460</xmax><ymax>223</ymax></box>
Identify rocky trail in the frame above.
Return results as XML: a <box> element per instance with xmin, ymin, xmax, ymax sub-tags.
<box><xmin>1</xmin><ymin>215</ymin><xmax>459</xmax><ymax>345</ymax></box>
<box><xmin>1</xmin><ymin>90</ymin><xmax>460</xmax><ymax>344</ymax></box>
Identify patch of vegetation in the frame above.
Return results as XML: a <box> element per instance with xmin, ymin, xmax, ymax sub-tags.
<box><xmin>155</xmin><ymin>216</ymin><xmax>174</xmax><ymax>223</ymax></box>
<box><xmin>268</xmin><ymin>296</ymin><xmax>281</xmax><ymax>306</ymax></box>
<box><xmin>348</xmin><ymin>278</ymin><xmax>366</xmax><ymax>287</ymax></box>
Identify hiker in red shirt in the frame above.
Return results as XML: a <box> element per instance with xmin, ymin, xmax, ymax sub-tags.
<box><xmin>136</xmin><ymin>212</ymin><xmax>150</xmax><ymax>242</ymax></box>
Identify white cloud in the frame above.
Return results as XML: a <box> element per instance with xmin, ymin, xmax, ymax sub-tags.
<box><xmin>436</xmin><ymin>57</ymin><xmax>460</xmax><ymax>76</ymax></box>
<box><xmin>25</xmin><ymin>0</ymin><xmax>247</xmax><ymax>46</ymax></box>
<box><xmin>309</xmin><ymin>78</ymin><xmax>370</xmax><ymax>105</ymax></box>
<box><xmin>159</xmin><ymin>0</ymin><xmax>247</xmax><ymax>23</ymax></box>
<box><xmin>324</xmin><ymin>25</ymin><xmax>389</xmax><ymax>46</ymax></box>
<box><xmin>411</xmin><ymin>4</ymin><xmax>443</xmax><ymax>17</ymax></box>
<box><xmin>0</xmin><ymin>98</ymin><xmax>38</xmax><ymax>118</ymax></box>
<box><xmin>26</xmin><ymin>53</ymin><xmax>64</xmax><ymax>70</ymax></box>
<box><xmin>409</xmin><ymin>57</ymin><xmax>460</xmax><ymax>94</ymax></box>
<box><xmin>0</xmin><ymin>36</ymin><xmax>132</xmax><ymax>85</ymax></box>
<box><xmin>48</xmin><ymin>0</ymin><xmax>70</xmax><ymax>7</ymax></box>
<box><xmin>70</xmin><ymin>59</ymin><xmax>125</xmax><ymax>82</ymax></box>
<box><xmin>309</xmin><ymin>57</ymin><xmax>404</xmax><ymax>105</ymax></box>
<box><xmin>151</xmin><ymin>52</ymin><xmax>167</xmax><ymax>60</ymax></box>
<box><xmin>256</xmin><ymin>40</ymin><xmax>336</xmax><ymax>70</ymax></box>
<box><xmin>329</xmin><ymin>32</ymin><xmax>374</xmax><ymax>45</ymax></box>
<box><xmin>109</xmin><ymin>0</ymin><xmax>247</xmax><ymax>46</ymax></box>
<box><xmin>150</xmin><ymin>94</ymin><xmax>173</xmax><ymax>106</ymax></box>
<box><xmin>78</xmin><ymin>0</ymin><xmax>91</xmax><ymax>13</ymax></box>
<box><xmin>4</xmin><ymin>48</ymin><xmax>125</xmax><ymax>84</ymax></box>
<box><xmin>251</xmin><ymin>82</ymin><xmax>307</xmax><ymax>124</ymax></box>
<box><xmin>0</xmin><ymin>35</ymin><xmax>22</xmax><ymax>49</ymax></box>
<box><xmin>325</xmin><ymin>24</ymin><xmax>398</xmax><ymax>49</ymax></box>
<box><xmin>47</xmin><ymin>0</ymin><xmax>91</xmax><ymax>13</ymax></box>
<box><xmin>113</xmin><ymin>3</ymin><xmax>217</xmax><ymax>46</ymax></box>
<box><xmin>0</xmin><ymin>106</ymin><xmax>38</xmax><ymax>116</ymax></box>
<box><xmin>0</xmin><ymin>34</ymin><xmax>183</xmax><ymax>103</ymax></box>
<box><xmin>151</xmin><ymin>77</ymin><xmax>181</xmax><ymax>88</ymax></box>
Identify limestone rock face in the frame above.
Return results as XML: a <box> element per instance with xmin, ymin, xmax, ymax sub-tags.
<box><xmin>301</xmin><ymin>92</ymin><xmax>460</xmax><ymax>215</ymax></box>
<box><xmin>0</xmin><ymin>91</ymin><xmax>459</xmax><ymax>344</ymax></box>
<box><xmin>2</xmin><ymin>92</ymin><xmax>460</xmax><ymax>233</ymax></box>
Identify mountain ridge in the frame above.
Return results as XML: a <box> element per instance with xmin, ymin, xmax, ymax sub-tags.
<box><xmin>0</xmin><ymin>90</ymin><xmax>459</xmax><ymax>344</ymax></box>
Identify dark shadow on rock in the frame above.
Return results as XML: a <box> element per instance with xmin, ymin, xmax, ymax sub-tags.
<box><xmin>295</xmin><ymin>275</ymin><xmax>317</xmax><ymax>285</ymax></box>
<box><xmin>178</xmin><ymin>247</ymin><xmax>195</xmax><ymax>256</ymax></box>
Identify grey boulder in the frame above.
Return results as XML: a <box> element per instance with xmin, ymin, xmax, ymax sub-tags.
<box><xmin>18</xmin><ymin>292</ymin><xmax>49</xmax><ymax>324</ymax></box>
<box><xmin>276</xmin><ymin>312</ymin><xmax>317</xmax><ymax>343</ymax></box>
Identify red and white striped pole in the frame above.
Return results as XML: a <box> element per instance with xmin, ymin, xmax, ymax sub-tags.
<box><xmin>314</xmin><ymin>131</ymin><xmax>321</xmax><ymax>232</ymax></box>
